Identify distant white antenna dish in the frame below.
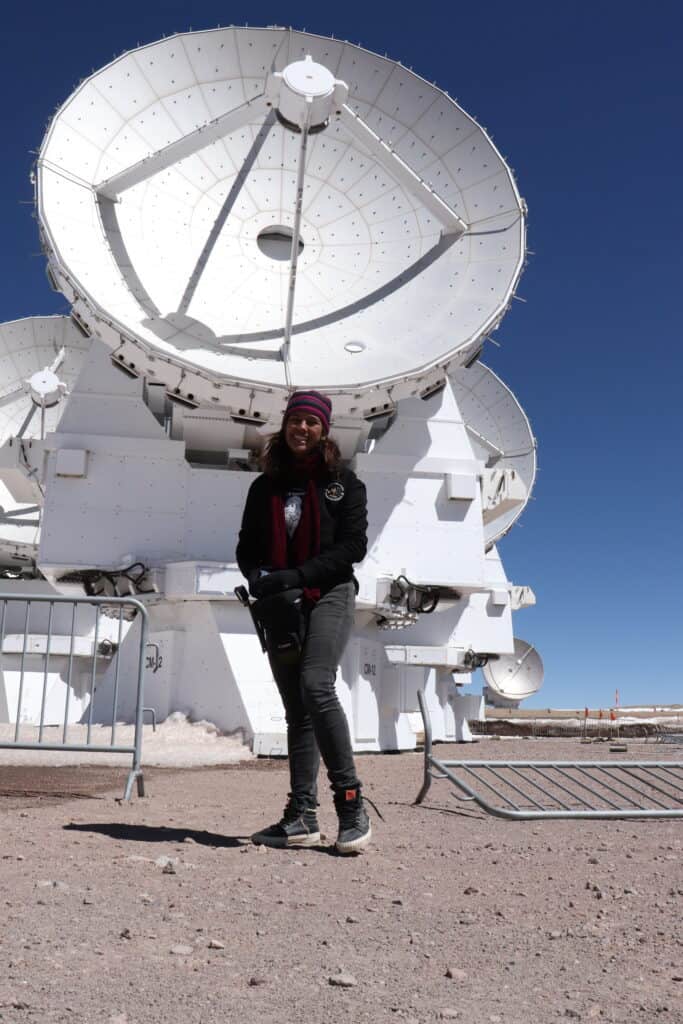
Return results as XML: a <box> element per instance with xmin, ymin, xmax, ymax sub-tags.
<box><xmin>37</xmin><ymin>27</ymin><xmax>525</xmax><ymax>411</ymax></box>
<box><xmin>0</xmin><ymin>316</ymin><xmax>87</xmax><ymax>440</ymax></box>
<box><xmin>482</xmin><ymin>638</ymin><xmax>544</xmax><ymax>706</ymax></box>
<box><xmin>450</xmin><ymin>362</ymin><xmax>536</xmax><ymax>544</ymax></box>
<box><xmin>0</xmin><ymin>316</ymin><xmax>89</xmax><ymax>568</ymax></box>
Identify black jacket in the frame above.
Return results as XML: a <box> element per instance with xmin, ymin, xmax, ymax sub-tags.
<box><xmin>236</xmin><ymin>467</ymin><xmax>367</xmax><ymax>593</ymax></box>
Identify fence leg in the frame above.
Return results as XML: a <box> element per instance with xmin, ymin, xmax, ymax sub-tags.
<box><xmin>123</xmin><ymin>769</ymin><xmax>144</xmax><ymax>802</ymax></box>
<box><xmin>414</xmin><ymin>689</ymin><xmax>433</xmax><ymax>805</ymax></box>
<box><xmin>122</xmin><ymin>607</ymin><xmax>150</xmax><ymax>802</ymax></box>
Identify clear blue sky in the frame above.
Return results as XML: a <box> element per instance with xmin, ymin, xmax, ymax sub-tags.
<box><xmin>1</xmin><ymin>1</ymin><xmax>681</xmax><ymax>709</ymax></box>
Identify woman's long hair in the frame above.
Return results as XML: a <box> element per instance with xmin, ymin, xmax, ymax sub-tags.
<box><xmin>260</xmin><ymin>431</ymin><xmax>342</xmax><ymax>480</ymax></box>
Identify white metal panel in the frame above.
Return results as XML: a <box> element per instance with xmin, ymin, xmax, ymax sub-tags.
<box><xmin>55</xmin><ymin>449</ymin><xmax>87</xmax><ymax>478</ymax></box>
<box><xmin>352</xmin><ymin>641</ymin><xmax>382</xmax><ymax>742</ymax></box>
<box><xmin>184</xmin><ymin>468</ymin><xmax>253</xmax><ymax>562</ymax></box>
<box><xmin>39</xmin><ymin>442</ymin><xmax>187</xmax><ymax>567</ymax></box>
<box><xmin>1</xmin><ymin>666</ymin><xmax>91</xmax><ymax>726</ymax></box>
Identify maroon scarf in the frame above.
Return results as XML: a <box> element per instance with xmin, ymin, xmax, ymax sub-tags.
<box><xmin>270</xmin><ymin>455</ymin><xmax>322</xmax><ymax>603</ymax></box>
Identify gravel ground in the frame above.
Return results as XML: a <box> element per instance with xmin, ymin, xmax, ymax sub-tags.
<box><xmin>0</xmin><ymin>738</ymin><xmax>681</xmax><ymax>1024</ymax></box>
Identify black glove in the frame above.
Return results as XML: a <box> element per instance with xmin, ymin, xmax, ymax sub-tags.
<box><xmin>251</xmin><ymin>569</ymin><xmax>303</xmax><ymax>600</ymax></box>
<box><xmin>247</xmin><ymin>569</ymin><xmax>263</xmax><ymax>598</ymax></box>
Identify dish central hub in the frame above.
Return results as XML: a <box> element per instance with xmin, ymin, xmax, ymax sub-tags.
<box><xmin>283</xmin><ymin>56</ymin><xmax>335</xmax><ymax>97</ymax></box>
<box><xmin>25</xmin><ymin>368</ymin><xmax>66</xmax><ymax>409</ymax></box>
<box><xmin>273</xmin><ymin>55</ymin><xmax>347</xmax><ymax>130</ymax></box>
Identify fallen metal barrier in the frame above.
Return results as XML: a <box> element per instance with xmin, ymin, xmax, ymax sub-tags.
<box><xmin>657</xmin><ymin>734</ymin><xmax>683</xmax><ymax>747</ymax></box>
<box><xmin>415</xmin><ymin>689</ymin><xmax>683</xmax><ymax>819</ymax></box>
<box><xmin>0</xmin><ymin>593</ymin><xmax>149</xmax><ymax>800</ymax></box>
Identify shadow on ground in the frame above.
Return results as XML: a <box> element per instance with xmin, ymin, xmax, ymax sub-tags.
<box><xmin>64</xmin><ymin>821</ymin><xmax>368</xmax><ymax>857</ymax></box>
<box><xmin>64</xmin><ymin>822</ymin><xmax>244</xmax><ymax>848</ymax></box>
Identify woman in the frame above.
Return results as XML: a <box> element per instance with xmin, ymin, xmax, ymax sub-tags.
<box><xmin>236</xmin><ymin>389</ymin><xmax>372</xmax><ymax>854</ymax></box>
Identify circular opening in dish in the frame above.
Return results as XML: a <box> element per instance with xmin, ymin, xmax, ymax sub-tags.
<box><xmin>344</xmin><ymin>341</ymin><xmax>366</xmax><ymax>354</ymax></box>
<box><xmin>257</xmin><ymin>225</ymin><xmax>303</xmax><ymax>261</ymax></box>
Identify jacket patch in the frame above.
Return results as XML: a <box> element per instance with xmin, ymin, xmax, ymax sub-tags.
<box><xmin>324</xmin><ymin>482</ymin><xmax>345</xmax><ymax>502</ymax></box>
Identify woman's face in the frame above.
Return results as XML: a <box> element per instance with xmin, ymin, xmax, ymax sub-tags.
<box><xmin>284</xmin><ymin>413</ymin><xmax>324</xmax><ymax>457</ymax></box>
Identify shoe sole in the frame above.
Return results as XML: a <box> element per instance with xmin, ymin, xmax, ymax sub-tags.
<box><xmin>250</xmin><ymin>831</ymin><xmax>321</xmax><ymax>849</ymax></box>
<box><xmin>335</xmin><ymin>823</ymin><xmax>372</xmax><ymax>855</ymax></box>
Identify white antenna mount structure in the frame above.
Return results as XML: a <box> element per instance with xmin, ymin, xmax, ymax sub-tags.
<box><xmin>0</xmin><ymin>30</ymin><xmax>543</xmax><ymax>750</ymax></box>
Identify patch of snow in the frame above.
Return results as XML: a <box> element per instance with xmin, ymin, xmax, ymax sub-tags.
<box><xmin>0</xmin><ymin>712</ymin><xmax>254</xmax><ymax>767</ymax></box>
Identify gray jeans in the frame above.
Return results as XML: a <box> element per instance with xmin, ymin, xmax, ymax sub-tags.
<box><xmin>268</xmin><ymin>581</ymin><xmax>359</xmax><ymax>807</ymax></box>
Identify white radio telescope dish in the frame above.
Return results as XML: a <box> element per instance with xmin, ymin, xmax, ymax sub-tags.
<box><xmin>37</xmin><ymin>27</ymin><xmax>525</xmax><ymax>409</ymax></box>
<box><xmin>0</xmin><ymin>316</ymin><xmax>89</xmax><ymax>568</ymax></box>
<box><xmin>0</xmin><ymin>316</ymin><xmax>89</xmax><ymax>439</ymax></box>
<box><xmin>482</xmin><ymin>638</ymin><xmax>544</xmax><ymax>706</ymax></box>
<box><xmin>450</xmin><ymin>362</ymin><xmax>536</xmax><ymax>544</ymax></box>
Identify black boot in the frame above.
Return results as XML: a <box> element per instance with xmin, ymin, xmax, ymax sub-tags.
<box><xmin>333</xmin><ymin>784</ymin><xmax>371</xmax><ymax>854</ymax></box>
<box><xmin>251</xmin><ymin>795</ymin><xmax>320</xmax><ymax>848</ymax></box>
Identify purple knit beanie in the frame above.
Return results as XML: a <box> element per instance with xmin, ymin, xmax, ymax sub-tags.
<box><xmin>283</xmin><ymin>390</ymin><xmax>332</xmax><ymax>434</ymax></box>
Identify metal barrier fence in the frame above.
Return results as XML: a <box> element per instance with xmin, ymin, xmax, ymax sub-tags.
<box><xmin>415</xmin><ymin>690</ymin><xmax>683</xmax><ymax>820</ymax></box>
<box><xmin>470</xmin><ymin>719</ymin><xmax>668</xmax><ymax>740</ymax></box>
<box><xmin>0</xmin><ymin>593</ymin><xmax>149</xmax><ymax>800</ymax></box>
